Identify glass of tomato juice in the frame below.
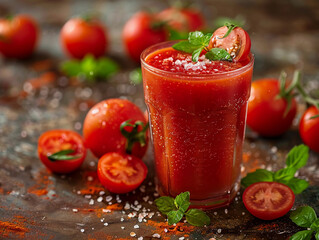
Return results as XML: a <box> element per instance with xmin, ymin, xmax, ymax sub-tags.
<box><xmin>141</xmin><ymin>41</ymin><xmax>254</xmax><ymax>209</ymax></box>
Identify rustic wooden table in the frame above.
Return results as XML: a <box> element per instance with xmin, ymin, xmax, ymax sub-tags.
<box><xmin>0</xmin><ymin>0</ymin><xmax>319</xmax><ymax>239</ymax></box>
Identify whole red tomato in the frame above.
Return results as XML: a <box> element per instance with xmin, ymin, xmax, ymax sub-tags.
<box><xmin>157</xmin><ymin>7</ymin><xmax>205</xmax><ymax>32</ymax></box>
<box><xmin>83</xmin><ymin>98</ymin><xmax>148</xmax><ymax>158</ymax></box>
<box><xmin>247</xmin><ymin>79</ymin><xmax>297</xmax><ymax>137</ymax></box>
<box><xmin>0</xmin><ymin>15</ymin><xmax>38</xmax><ymax>58</ymax></box>
<box><xmin>122</xmin><ymin>11</ymin><xmax>167</xmax><ymax>62</ymax></box>
<box><xmin>299</xmin><ymin>106</ymin><xmax>319</xmax><ymax>153</ymax></box>
<box><xmin>38</xmin><ymin>130</ymin><xmax>87</xmax><ymax>173</ymax></box>
<box><xmin>97</xmin><ymin>152</ymin><xmax>148</xmax><ymax>194</ymax></box>
<box><xmin>60</xmin><ymin>17</ymin><xmax>108</xmax><ymax>59</ymax></box>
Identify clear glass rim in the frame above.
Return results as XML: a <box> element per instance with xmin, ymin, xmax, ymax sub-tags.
<box><xmin>140</xmin><ymin>40</ymin><xmax>254</xmax><ymax>80</ymax></box>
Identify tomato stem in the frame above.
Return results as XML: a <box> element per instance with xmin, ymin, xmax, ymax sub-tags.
<box><xmin>120</xmin><ymin>120</ymin><xmax>149</xmax><ymax>155</ymax></box>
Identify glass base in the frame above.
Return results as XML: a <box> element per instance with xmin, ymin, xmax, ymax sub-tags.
<box><xmin>157</xmin><ymin>181</ymin><xmax>240</xmax><ymax>210</ymax></box>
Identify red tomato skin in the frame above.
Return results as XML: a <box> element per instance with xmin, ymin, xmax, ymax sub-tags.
<box><xmin>60</xmin><ymin>18</ymin><xmax>108</xmax><ymax>59</ymax></box>
<box><xmin>299</xmin><ymin>106</ymin><xmax>319</xmax><ymax>153</ymax></box>
<box><xmin>122</xmin><ymin>11</ymin><xmax>167</xmax><ymax>62</ymax></box>
<box><xmin>38</xmin><ymin>130</ymin><xmax>87</xmax><ymax>174</ymax></box>
<box><xmin>157</xmin><ymin>7</ymin><xmax>205</xmax><ymax>32</ymax></box>
<box><xmin>243</xmin><ymin>182</ymin><xmax>295</xmax><ymax>220</ymax></box>
<box><xmin>247</xmin><ymin>79</ymin><xmax>297</xmax><ymax>137</ymax></box>
<box><xmin>97</xmin><ymin>152</ymin><xmax>148</xmax><ymax>194</ymax></box>
<box><xmin>209</xmin><ymin>26</ymin><xmax>251</xmax><ymax>62</ymax></box>
<box><xmin>0</xmin><ymin>15</ymin><xmax>38</xmax><ymax>58</ymax></box>
<box><xmin>83</xmin><ymin>99</ymin><xmax>148</xmax><ymax>158</ymax></box>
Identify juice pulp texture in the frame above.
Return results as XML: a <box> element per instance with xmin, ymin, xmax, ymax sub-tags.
<box><xmin>143</xmin><ymin>47</ymin><xmax>253</xmax><ymax>202</ymax></box>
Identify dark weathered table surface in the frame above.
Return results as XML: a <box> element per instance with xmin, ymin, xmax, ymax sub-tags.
<box><xmin>1</xmin><ymin>0</ymin><xmax>319</xmax><ymax>239</ymax></box>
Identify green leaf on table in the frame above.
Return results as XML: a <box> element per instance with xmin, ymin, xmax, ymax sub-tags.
<box><xmin>155</xmin><ymin>196</ymin><xmax>177</xmax><ymax>215</ymax></box>
<box><xmin>167</xmin><ymin>209</ymin><xmax>184</xmax><ymax>225</ymax></box>
<box><xmin>311</xmin><ymin>219</ymin><xmax>319</xmax><ymax>232</ymax></box>
<box><xmin>290</xmin><ymin>206</ymin><xmax>317</xmax><ymax>228</ymax></box>
<box><xmin>241</xmin><ymin>169</ymin><xmax>274</xmax><ymax>188</ymax></box>
<box><xmin>60</xmin><ymin>54</ymin><xmax>119</xmax><ymax>82</ymax></box>
<box><xmin>48</xmin><ymin>149</ymin><xmax>81</xmax><ymax>161</ymax></box>
<box><xmin>185</xmin><ymin>209</ymin><xmax>210</xmax><ymax>227</ymax></box>
<box><xmin>205</xmin><ymin>48</ymin><xmax>232</xmax><ymax>61</ymax></box>
<box><xmin>290</xmin><ymin>230</ymin><xmax>313</xmax><ymax>240</ymax></box>
<box><xmin>286</xmin><ymin>144</ymin><xmax>309</xmax><ymax>170</ymax></box>
<box><xmin>274</xmin><ymin>168</ymin><xmax>296</xmax><ymax>183</ymax></box>
<box><xmin>285</xmin><ymin>178</ymin><xmax>309</xmax><ymax>195</ymax></box>
<box><xmin>174</xmin><ymin>191</ymin><xmax>190</xmax><ymax>212</ymax></box>
<box><xmin>129</xmin><ymin>68</ymin><xmax>143</xmax><ymax>85</ymax></box>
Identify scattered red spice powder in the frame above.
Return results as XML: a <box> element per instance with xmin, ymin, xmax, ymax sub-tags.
<box><xmin>147</xmin><ymin>220</ymin><xmax>195</xmax><ymax>239</ymax></box>
<box><xmin>0</xmin><ymin>216</ymin><xmax>30</xmax><ymax>238</ymax></box>
<box><xmin>27</xmin><ymin>168</ymin><xmax>54</xmax><ymax>198</ymax></box>
<box><xmin>29</xmin><ymin>59</ymin><xmax>54</xmax><ymax>72</ymax></box>
<box><xmin>256</xmin><ymin>223</ymin><xmax>279</xmax><ymax>231</ymax></box>
<box><xmin>79</xmin><ymin>171</ymin><xmax>105</xmax><ymax>195</ymax></box>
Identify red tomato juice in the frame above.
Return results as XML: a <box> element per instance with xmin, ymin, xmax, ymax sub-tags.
<box><xmin>141</xmin><ymin>41</ymin><xmax>254</xmax><ymax>208</ymax></box>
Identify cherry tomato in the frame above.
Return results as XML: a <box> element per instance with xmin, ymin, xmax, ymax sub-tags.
<box><xmin>0</xmin><ymin>15</ymin><xmax>38</xmax><ymax>58</ymax></box>
<box><xmin>247</xmin><ymin>79</ymin><xmax>297</xmax><ymax>137</ymax></box>
<box><xmin>38</xmin><ymin>130</ymin><xmax>87</xmax><ymax>173</ymax></box>
<box><xmin>299</xmin><ymin>106</ymin><xmax>319</xmax><ymax>153</ymax></box>
<box><xmin>97</xmin><ymin>152</ymin><xmax>148</xmax><ymax>194</ymax></box>
<box><xmin>208</xmin><ymin>26</ymin><xmax>251</xmax><ymax>62</ymax></box>
<box><xmin>157</xmin><ymin>7</ymin><xmax>205</xmax><ymax>32</ymax></box>
<box><xmin>60</xmin><ymin>17</ymin><xmax>108</xmax><ymax>59</ymax></box>
<box><xmin>83</xmin><ymin>98</ymin><xmax>148</xmax><ymax>158</ymax></box>
<box><xmin>243</xmin><ymin>182</ymin><xmax>295</xmax><ymax>220</ymax></box>
<box><xmin>122</xmin><ymin>11</ymin><xmax>167</xmax><ymax>62</ymax></box>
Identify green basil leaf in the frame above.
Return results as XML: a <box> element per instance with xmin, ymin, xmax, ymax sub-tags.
<box><xmin>185</xmin><ymin>209</ymin><xmax>210</xmax><ymax>227</ymax></box>
<box><xmin>205</xmin><ymin>48</ymin><xmax>232</xmax><ymax>61</ymax></box>
<box><xmin>289</xmin><ymin>230</ymin><xmax>313</xmax><ymax>240</ymax></box>
<box><xmin>172</xmin><ymin>41</ymin><xmax>201</xmax><ymax>54</ymax></box>
<box><xmin>274</xmin><ymin>168</ymin><xmax>296</xmax><ymax>183</ymax></box>
<box><xmin>286</xmin><ymin>144</ymin><xmax>309</xmax><ymax>170</ymax></box>
<box><xmin>174</xmin><ymin>191</ymin><xmax>190</xmax><ymax>212</ymax></box>
<box><xmin>154</xmin><ymin>196</ymin><xmax>177</xmax><ymax>215</ymax></box>
<box><xmin>290</xmin><ymin>206</ymin><xmax>317</xmax><ymax>228</ymax></box>
<box><xmin>285</xmin><ymin>178</ymin><xmax>309</xmax><ymax>194</ymax></box>
<box><xmin>129</xmin><ymin>68</ymin><xmax>143</xmax><ymax>85</ymax></box>
<box><xmin>311</xmin><ymin>219</ymin><xmax>319</xmax><ymax>231</ymax></box>
<box><xmin>167</xmin><ymin>209</ymin><xmax>184</xmax><ymax>225</ymax></box>
<box><xmin>188</xmin><ymin>31</ymin><xmax>206</xmax><ymax>45</ymax></box>
<box><xmin>192</xmin><ymin>47</ymin><xmax>203</xmax><ymax>62</ymax></box>
<box><xmin>96</xmin><ymin>58</ymin><xmax>119</xmax><ymax>79</ymax></box>
<box><xmin>241</xmin><ymin>169</ymin><xmax>274</xmax><ymax>188</ymax></box>
<box><xmin>169</xmin><ymin>29</ymin><xmax>189</xmax><ymax>40</ymax></box>
<box><xmin>315</xmin><ymin>232</ymin><xmax>319</xmax><ymax>240</ymax></box>
<box><xmin>203</xmin><ymin>33</ymin><xmax>213</xmax><ymax>46</ymax></box>
<box><xmin>60</xmin><ymin>61</ymin><xmax>82</xmax><ymax>77</ymax></box>
<box><xmin>48</xmin><ymin>149</ymin><xmax>81</xmax><ymax>161</ymax></box>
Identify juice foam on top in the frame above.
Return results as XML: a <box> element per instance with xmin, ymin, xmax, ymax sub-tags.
<box><xmin>145</xmin><ymin>48</ymin><xmax>250</xmax><ymax>75</ymax></box>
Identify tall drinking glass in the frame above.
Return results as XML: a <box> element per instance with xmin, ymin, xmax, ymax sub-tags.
<box><xmin>141</xmin><ymin>41</ymin><xmax>254</xmax><ymax>209</ymax></box>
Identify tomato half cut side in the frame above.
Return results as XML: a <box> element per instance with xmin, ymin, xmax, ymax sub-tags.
<box><xmin>243</xmin><ymin>182</ymin><xmax>295</xmax><ymax>220</ymax></box>
<box><xmin>38</xmin><ymin>130</ymin><xmax>87</xmax><ymax>173</ymax></box>
<box><xmin>209</xmin><ymin>26</ymin><xmax>251</xmax><ymax>62</ymax></box>
<box><xmin>97</xmin><ymin>152</ymin><xmax>148</xmax><ymax>194</ymax></box>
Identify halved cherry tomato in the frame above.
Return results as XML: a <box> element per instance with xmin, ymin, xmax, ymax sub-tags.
<box><xmin>208</xmin><ymin>26</ymin><xmax>251</xmax><ymax>62</ymax></box>
<box><xmin>247</xmin><ymin>79</ymin><xmax>297</xmax><ymax>137</ymax></box>
<box><xmin>0</xmin><ymin>15</ymin><xmax>38</xmax><ymax>58</ymax></box>
<box><xmin>157</xmin><ymin>7</ymin><xmax>205</xmax><ymax>32</ymax></box>
<box><xmin>38</xmin><ymin>130</ymin><xmax>87</xmax><ymax>173</ymax></box>
<box><xmin>83</xmin><ymin>98</ymin><xmax>148</xmax><ymax>158</ymax></box>
<box><xmin>97</xmin><ymin>152</ymin><xmax>148</xmax><ymax>194</ymax></box>
<box><xmin>243</xmin><ymin>182</ymin><xmax>295</xmax><ymax>220</ymax></box>
<box><xmin>122</xmin><ymin>11</ymin><xmax>167</xmax><ymax>62</ymax></box>
<box><xmin>60</xmin><ymin>17</ymin><xmax>108</xmax><ymax>59</ymax></box>
<box><xmin>299</xmin><ymin>106</ymin><xmax>319</xmax><ymax>153</ymax></box>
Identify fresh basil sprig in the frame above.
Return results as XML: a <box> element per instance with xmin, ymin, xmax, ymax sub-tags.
<box><xmin>172</xmin><ymin>30</ymin><xmax>232</xmax><ymax>62</ymax></box>
<box><xmin>290</xmin><ymin>206</ymin><xmax>319</xmax><ymax>240</ymax></box>
<box><xmin>61</xmin><ymin>54</ymin><xmax>119</xmax><ymax>82</ymax></box>
<box><xmin>48</xmin><ymin>149</ymin><xmax>81</xmax><ymax>161</ymax></box>
<box><xmin>241</xmin><ymin>144</ymin><xmax>309</xmax><ymax>194</ymax></box>
<box><xmin>155</xmin><ymin>191</ymin><xmax>210</xmax><ymax>227</ymax></box>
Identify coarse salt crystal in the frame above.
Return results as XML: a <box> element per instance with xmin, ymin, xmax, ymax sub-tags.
<box><xmin>97</xmin><ymin>197</ymin><xmax>103</xmax><ymax>202</ymax></box>
<box><xmin>121</xmin><ymin>226</ymin><xmax>125</xmax><ymax>230</ymax></box>
<box><xmin>102</xmin><ymin>209</ymin><xmax>111</xmax><ymax>213</ymax></box>
<box><xmin>152</xmin><ymin>233</ymin><xmax>161</xmax><ymax>238</ymax></box>
<box><xmin>134</xmin><ymin>225</ymin><xmax>139</xmax><ymax>229</ymax></box>
<box><xmin>121</xmin><ymin>217</ymin><xmax>124</xmax><ymax>222</ymax></box>
<box><xmin>99</xmin><ymin>191</ymin><xmax>105</xmax><ymax>196</ymax></box>
<box><xmin>89</xmin><ymin>199</ymin><xmax>94</xmax><ymax>205</ymax></box>
<box><xmin>130</xmin><ymin>232</ymin><xmax>136</xmax><ymax>237</ymax></box>
<box><xmin>124</xmin><ymin>203</ymin><xmax>130</xmax><ymax>210</ymax></box>
<box><xmin>104</xmin><ymin>223</ymin><xmax>108</xmax><ymax>226</ymax></box>
<box><xmin>72</xmin><ymin>209</ymin><xmax>78</xmax><ymax>213</ymax></box>
<box><xmin>105</xmin><ymin>196</ymin><xmax>113</xmax><ymax>202</ymax></box>
<box><xmin>138</xmin><ymin>237</ymin><xmax>143</xmax><ymax>240</ymax></box>
<box><xmin>164</xmin><ymin>228</ymin><xmax>168</xmax><ymax>233</ymax></box>
<box><xmin>80</xmin><ymin>229</ymin><xmax>85</xmax><ymax>233</ymax></box>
